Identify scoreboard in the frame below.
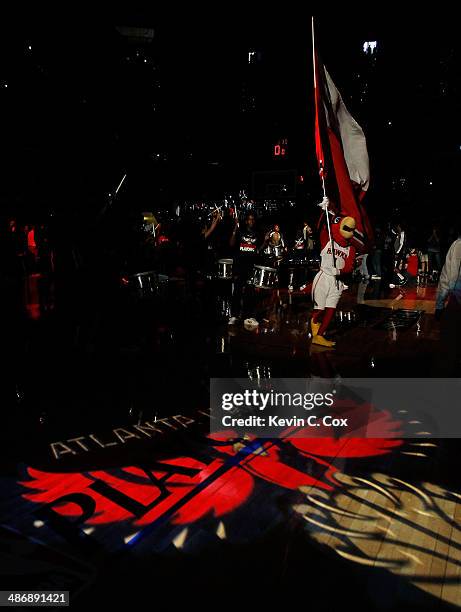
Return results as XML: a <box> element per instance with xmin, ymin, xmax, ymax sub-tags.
<box><xmin>273</xmin><ymin>138</ymin><xmax>288</xmax><ymax>159</ymax></box>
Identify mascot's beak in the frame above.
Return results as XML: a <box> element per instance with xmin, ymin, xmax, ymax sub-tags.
<box><xmin>340</xmin><ymin>216</ymin><xmax>356</xmax><ymax>240</ymax></box>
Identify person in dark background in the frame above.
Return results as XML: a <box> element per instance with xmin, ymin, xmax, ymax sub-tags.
<box><xmin>293</xmin><ymin>226</ymin><xmax>306</xmax><ymax>254</ymax></box>
<box><xmin>405</xmin><ymin>246</ymin><xmax>419</xmax><ymax>283</ymax></box>
<box><xmin>124</xmin><ymin>214</ymin><xmax>161</xmax><ymax>274</ymax></box>
<box><xmin>417</xmin><ymin>239</ymin><xmax>429</xmax><ymax>281</ymax></box>
<box><xmin>35</xmin><ymin>223</ymin><xmax>52</xmax><ymax>275</ymax></box>
<box><xmin>370</xmin><ymin>225</ymin><xmax>383</xmax><ymax>279</ymax></box>
<box><xmin>303</xmin><ymin>221</ymin><xmax>315</xmax><ymax>255</ymax></box>
<box><xmin>381</xmin><ymin>222</ymin><xmax>395</xmax><ymax>288</ymax></box>
<box><xmin>173</xmin><ymin>209</ymin><xmax>222</xmax><ymax>299</ymax></box>
<box><xmin>393</xmin><ymin>222</ymin><xmax>406</xmax><ymax>270</ymax></box>
<box><xmin>292</xmin><ymin>220</ymin><xmax>314</xmax><ymax>257</ymax></box>
<box><xmin>428</xmin><ymin>225</ymin><xmax>442</xmax><ymax>281</ymax></box>
<box><xmin>291</xmin><ymin>221</ymin><xmax>314</xmax><ymax>290</ymax></box>
<box><xmin>8</xmin><ymin>218</ymin><xmax>19</xmax><ymax>246</ymax></box>
<box><xmin>195</xmin><ymin>208</ymin><xmax>222</xmax><ymax>279</ymax></box>
<box><xmin>261</xmin><ymin>222</ymin><xmax>286</xmax><ymax>265</ymax></box>
<box><xmin>217</xmin><ymin>208</ymin><xmax>237</xmax><ymax>257</ymax></box>
<box><xmin>203</xmin><ymin>209</ymin><xmax>222</xmax><ymax>237</ymax></box>
<box><xmin>229</xmin><ymin>212</ymin><xmax>261</xmax><ymax>323</ymax></box>
<box><xmin>433</xmin><ymin>221</ymin><xmax>461</xmax><ymax>375</ymax></box>
<box><xmin>230</xmin><ymin>212</ymin><xmax>259</xmax><ymax>252</ymax></box>
<box><xmin>27</xmin><ymin>225</ymin><xmax>38</xmax><ymax>269</ymax></box>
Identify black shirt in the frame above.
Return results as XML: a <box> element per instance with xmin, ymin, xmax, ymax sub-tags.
<box><xmin>234</xmin><ymin>227</ymin><xmax>259</xmax><ymax>256</ymax></box>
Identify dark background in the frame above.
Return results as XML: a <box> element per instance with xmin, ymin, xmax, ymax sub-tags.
<box><xmin>0</xmin><ymin>13</ymin><xmax>459</xmax><ymax>225</ymax></box>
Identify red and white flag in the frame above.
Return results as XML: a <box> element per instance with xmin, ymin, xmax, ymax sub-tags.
<box><xmin>313</xmin><ymin>22</ymin><xmax>373</xmax><ymax>250</ymax></box>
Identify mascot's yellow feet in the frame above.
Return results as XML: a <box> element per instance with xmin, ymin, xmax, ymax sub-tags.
<box><xmin>310</xmin><ymin>320</ymin><xmax>321</xmax><ymax>337</ymax></box>
<box><xmin>311</xmin><ymin>335</ymin><xmax>336</xmax><ymax>348</ymax></box>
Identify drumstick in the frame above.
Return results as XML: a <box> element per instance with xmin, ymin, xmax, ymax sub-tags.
<box><xmin>207</xmin><ymin>205</ymin><xmax>223</xmax><ymax>218</ymax></box>
<box><xmin>115</xmin><ymin>173</ymin><xmax>127</xmax><ymax>195</ymax></box>
<box><xmin>234</xmin><ymin>200</ymin><xmax>240</xmax><ymax>227</ymax></box>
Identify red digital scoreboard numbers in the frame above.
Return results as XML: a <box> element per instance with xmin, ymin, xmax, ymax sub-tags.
<box><xmin>273</xmin><ymin>138</ymin><xmax>288</xmax><ymax>158</ymax></box>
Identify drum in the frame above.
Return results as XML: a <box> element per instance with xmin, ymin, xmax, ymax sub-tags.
<box><xmin>250</xmin><ymin>265</ymin><xmax>278</xmax><ymax>289</ymax></box>
<box><xmin>157</xmin><ymin>273</ymin><xmax>169</xmax><ymax>299</ymax></box>
<box><xmin>287</xmin><ymin>267</ymin><xmax>300</xmax><ymax>290</ymax></box>
<box><xmin>264</xmin><ymin>244</ymin><xmax>272</xmax><ymax>256</ymax></box>
<box><xmin>336</xmin><ymin>310</ymin><xmax>357</xmax><ymax>325</ymax></box>
<box><xmin>217</xmin><ymin>258</ymin><xmax>233</xmax><ymax>279</ymax></box>
<box><xmin>286</xmin><ymin>251</ymin><xmax>307</xmax><ymax>266</ymax></box>
<box><xmin>131</xmin><ymin>270</ymin><xmax>160</xmax><ymax>299</ymax></box>
<box><xmin>215</xmin><ymin>296</ymin><xmax>232</xmax><ymax>320</ymax></box>
<box><xmin>278</xmin><ymin>258</ymin><xmax>312</xmax><ymax>290</ymax></box>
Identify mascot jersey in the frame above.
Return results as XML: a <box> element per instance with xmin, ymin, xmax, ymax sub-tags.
<box><xmin>312</xmin><ymin>217</ymin><xmax>356</xmax><ymax>310</ymax></box>
<box><xmin>319</xmin><ymin>240</ymin><xmax>354</xmax><ymax>276</ymax></box>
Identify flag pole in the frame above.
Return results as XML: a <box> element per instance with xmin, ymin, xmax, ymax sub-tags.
<box><xmin>312</xmin><ymin>16</ymin><xmax>338</xmax><ymax>285</ymax></box>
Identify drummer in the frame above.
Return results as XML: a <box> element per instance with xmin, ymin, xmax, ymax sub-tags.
<box><xmin>200</xmin><ymin>208</ymin><xmax>222</xmax><ymax>273</ymax></box>
<box><xmin>230</xmin><ymin>212</ymin><xmax>261</xmax><ymax>262</ymax></box>
<box><xmin>304</xmin><ymin>221</ymin><xmax>315</xmax><ymax>251</ymax></box>
<box><xmin>262</xmin><ymin>223</ymin><xmax>286</xmax><ymax>262</ymax></box>
<box><xmin>202</xmin><ymin>207</ymin><xmax>222</xmax><ymax>239</ymax></box>
<box><xmin>182</xmin><ymin>209</ymin><xmax>222</xmax><ymax>291</ymax></box>
<box><xmin>229</xmin><ymin>212</ymin><xmax>262</xmax><ymax>323</ymax></box>
<box><xmin>291</xmin><ymin>221</ymin><xmax>315</xmax><ymax>290</ymax></box>
<box><xmin>293</xmin><ymin>221</ymin><xmax>314</xmax><ymax>254</ymax></box>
